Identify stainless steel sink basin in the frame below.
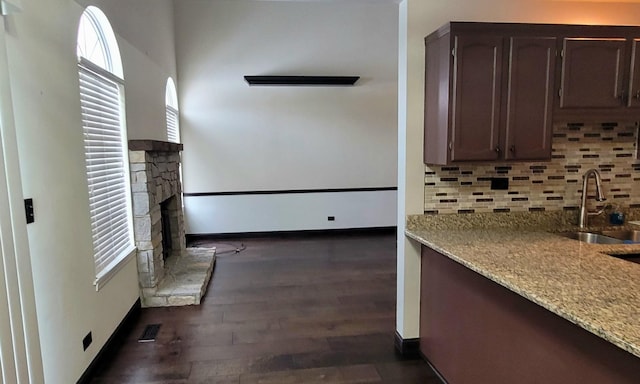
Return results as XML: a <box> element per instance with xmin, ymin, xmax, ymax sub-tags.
<box><xmin>559</xmin><ymin>231</ymin><xmax>624</xmax><ymax>244</ymax></box>
<box><xmin>599</xmin><ymin>230</ymin><xmax>640</xmax><ymax>242</ymax></box>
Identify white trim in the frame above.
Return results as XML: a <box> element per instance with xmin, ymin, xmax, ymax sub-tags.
<box><xmin>396</xmin><ymin>0</ymin><xmax>422</xmax><ymax>340</ymax></box>
<box><xmin>0</xmin><ymin>16</ymin><xmax>44</xmax><ymax>384</ymax></box>
<box><xmin>93</xmin><ymin>246</ymin><xmax>136</xmax><ymax>291</ymax></box>
<box><xmin>77</xmin><ymin>6</ymin><xmax>123</xmax><ymax>78</ymax></box>
<box><xmin>0</xmin><ymin>205</ymin><xmax>18</xmax><ymax>384</ymax></box>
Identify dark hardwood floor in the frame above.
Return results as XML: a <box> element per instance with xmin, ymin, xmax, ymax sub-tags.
<box><xmin>90</xmin><ymin>233</ymin><xmax>440</xmax><ymax>383</ymax></box>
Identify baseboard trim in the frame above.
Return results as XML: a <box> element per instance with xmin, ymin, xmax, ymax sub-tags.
<box><xmin>76</xmin><ymin>298</ymin><xmax>141</xmax><ymax>384</ymax></box>
<box><xmin>186</xmin><ymin>226</ymin><xmax>397</xmax><ymax>242</ymax></box>
<box><xmin>394</xmin><ymin>331</ymin><xmax>421</xmax><ymax>359</ymax></box>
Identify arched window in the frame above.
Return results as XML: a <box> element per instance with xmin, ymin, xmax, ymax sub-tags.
<box><xmin>166</xmin><ymin>78</ymin><xmax>180</xmax><ymax>143</ymax></box>
<box><xmin>77</xmin><ymin>6</ymin><xmax>134</xmax><ymax>288</ymax></box>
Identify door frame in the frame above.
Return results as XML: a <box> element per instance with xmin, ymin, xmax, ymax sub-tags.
<box><xmin>0</xmin><ymin>14</ymin><xmax>44</xmax><ymax>384</ymax></box>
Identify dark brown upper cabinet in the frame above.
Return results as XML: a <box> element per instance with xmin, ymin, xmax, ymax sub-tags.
<box><xmin>559</xmin><ymin>38</ymin><xmax>627</xmax><ymax>109</ymax></box>
<box><xmin>425</xmin><ymin>22</ymin><xmax>640</xmax><ymax>165</ymax></box>
<box><xmin>450</xmin><ymin>35</ymin><xmax>503</xmax><ymax>162</ymax></box>
<box><xmin>424</xmin><ymin>23</ymin><xmax>555</xmax><ymax>164</ymax></box>
<box><xmin>504</xmin><ymin>37</ymin><xmax>556</xmax><ymax>160</ymax></box>
<box><xmin>554</xmin><ymin>30</ymin><xmax>640</xmax><ymax>120</ymax></box>
<box><xmin>630</xmin><ymin>39</ymin><xmax>640</xmax><ymax>108</ymax></box>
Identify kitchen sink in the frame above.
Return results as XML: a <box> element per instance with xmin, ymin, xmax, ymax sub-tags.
<box><xmin>559</xmin><ymin>229</ymin><xmax>640</xmax><ymax>244</ymax></box>
<box><xmin>599</xmin><ymin>230</ymin><xmax>640</xmax><ymax>242</ymax></box>
<box><xmin>560</xmin><ymin>231</ymin><xmax>624</xmax><ymax>244</ymax></box>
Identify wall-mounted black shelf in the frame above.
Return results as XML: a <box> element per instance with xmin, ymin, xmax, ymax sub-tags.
<box><xmin>244</xmin><ymin>76</ymin><xmax>359</xmax><ymax>86</ymax></box>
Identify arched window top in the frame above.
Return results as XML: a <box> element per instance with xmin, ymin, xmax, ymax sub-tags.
<box><xmin>77</xmin><ymin>6</ymin><xmax>123</xmax><ymax>78</ymax></box>
<box><xmin>166</xmin><ymin>78</ymin><xmax>178</xmax><ymax>110</ymax></box>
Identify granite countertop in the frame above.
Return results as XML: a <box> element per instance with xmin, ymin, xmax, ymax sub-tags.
<box><xmin>406</xmin><ymin>212</ymin><xmax>640</xmax><ymax>359</ymax></box>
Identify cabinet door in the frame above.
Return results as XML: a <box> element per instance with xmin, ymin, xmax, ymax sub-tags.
<box><xmin>451</xmin><ymin>35</ymin><xmax>502</xmax><ymax>161</ymax></box>
<box><xmin>628</xmin><ymin>39</ymin><xmax>640</xmax><ymax>108</ymax></box>
<box><xmin>560</xmin><ymin>38</ymin><xmax>627</xmax><ymax>108</ymax></box>
<box><xmin>504</xmin><ymin>37</ymin><xmax>556</xmax><ymax>161</ymax></box>
<box><xmin>424</xmin><ymin>33</ymin><xmax>453</xmax><ymax>165</ymax></box>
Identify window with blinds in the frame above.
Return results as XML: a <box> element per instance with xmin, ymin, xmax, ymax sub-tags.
<box><xmin>79</xmin><ymin>63</ymin><xmax>134</xmax><ymax>286</ymax></box>
<box><xmin>77</xmin><ymin>6</ymin><xmax>133</xmax><ymax>288</ymax></box>
<box><xmin>166</xmin><ymin>105</ymin><xmax>180</xmax><ymax>143</ymax></box>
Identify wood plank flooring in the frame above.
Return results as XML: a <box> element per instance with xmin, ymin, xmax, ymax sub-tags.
<box><xmin>89</xmin><ymin>233</ymin><xmax>440</xmax><ymax>383</ymax></box>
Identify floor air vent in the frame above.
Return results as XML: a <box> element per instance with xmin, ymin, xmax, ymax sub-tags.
<box><xmin>138</xmin><ymin>324</ymin><xmax>161</xmax><ymax>343</ymax></box>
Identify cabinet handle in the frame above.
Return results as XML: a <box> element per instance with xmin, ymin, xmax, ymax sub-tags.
<box><xmin>495</xmin><ymin>146</ymin><xmax>501</xmax><ymax>154</ymax></box>
<box><xmin>635</xmin><ymin>90</ymin><xmax>640</xmax><ymax>100</ymax></box>
<box><xmin>509</xmin><ymin>145</ymin><xmax>515</xmax><ymax>153</ymax></box>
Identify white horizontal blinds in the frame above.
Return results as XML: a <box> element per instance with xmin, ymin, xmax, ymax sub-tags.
<box><xmin>79</xmin><ymin>64</ymin><xmax>132</xmax><ymax>279</ymax></box>
<box><xmin>166</xmin><ymin>105</ymin><xmax>179</xmax><ymax>143</ymax></box>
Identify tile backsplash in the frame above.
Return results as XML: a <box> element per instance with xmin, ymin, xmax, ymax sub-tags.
<box><xmin>424</xmin><ymin>122</ymin><xmax>640</xmax><ymax>214</ymax></box>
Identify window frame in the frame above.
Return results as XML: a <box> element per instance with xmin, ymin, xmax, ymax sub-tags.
<box><xmin>77</xmin><ymin>7</ymin><xmax>135</xmax><ymax>290</ymax></box>
<box><xmin>166</xmin><ymin>104</ymin><xmax>180</xmax><ymax>144</ymax></box>
<box><xmin>165</xmin><ymin>78</ymin><xmax>180</xmax><ymax>143</ymax></box>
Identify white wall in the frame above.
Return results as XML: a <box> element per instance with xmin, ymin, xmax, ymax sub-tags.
<box><xmin>397</xmin><ymin>0</ymin><xmax>640</xmax><ymax>341</ymax></box>
<box><xmin>4</xmin><ymin>0</ymin><xmax>177</xmax><ymax>382</ymax></box>
<box><xmin>185</xmin><ymin>190</ymin><xmax>397</xmax><ymax>234</ymax></box>
<box><xmin>174</xmin><ymin>0</ymin><xmax>399</xmax><ymax>234</ymax></box>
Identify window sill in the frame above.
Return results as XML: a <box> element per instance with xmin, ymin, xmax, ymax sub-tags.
<box><xmin>94</xmin><ymin>246</ymin><xmax>137</xmax><ymax>291</ymax></box>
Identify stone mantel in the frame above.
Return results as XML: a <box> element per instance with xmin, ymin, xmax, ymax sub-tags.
<box><xmin>128</xmin><ymin>139</ymin><xmax>183</xmax><ymax>152</ymax></box>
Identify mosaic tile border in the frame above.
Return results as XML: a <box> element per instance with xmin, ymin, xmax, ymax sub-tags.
<box><xmin>424</xmin><ymin>122</ymin><xmax>640</xmax><ymax>215</ymax></box>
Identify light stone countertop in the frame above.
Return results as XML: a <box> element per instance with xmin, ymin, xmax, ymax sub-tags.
<box><xmin>406</xmin><ymin>219</ymin><xmax>640</xmax><ymax>359</ymax></box>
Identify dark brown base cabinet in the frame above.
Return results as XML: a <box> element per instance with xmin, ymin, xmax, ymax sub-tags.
<box><xmin>420</xmin><ymin>246</ymin><xmax>640</xmax><ymax>384</ymax></box>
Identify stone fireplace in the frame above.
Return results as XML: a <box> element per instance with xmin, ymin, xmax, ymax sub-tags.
<box><xmin>129</xmin><ymin>140</ymin><xmax>215</xmax><ymax>307</ymax></box>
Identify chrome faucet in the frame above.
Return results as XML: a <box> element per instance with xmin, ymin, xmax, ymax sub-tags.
<box><xmin>578</xmin><ymin>169</ymin><xmax>606</xmax><ymax>229</ymax></box>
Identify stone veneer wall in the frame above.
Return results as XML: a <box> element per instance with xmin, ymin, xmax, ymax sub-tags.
<box><xmin>129</xmin><ymin>143</ymin><xmax>186</xmax><ymax>289</ymax></box>
<box><xmin>425</xmin><ymin>122</ymin><xmax>640</xmax><ymax>214</ymax></box>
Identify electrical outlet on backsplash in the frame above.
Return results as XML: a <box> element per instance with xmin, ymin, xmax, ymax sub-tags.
<box><xmin>424</xmin><ymin>121</ymin><xmax>640</xmax><ymax>215</ymax></box>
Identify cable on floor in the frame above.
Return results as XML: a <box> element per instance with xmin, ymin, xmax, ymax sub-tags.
<box><xmin>196</xmin><ymin>241</ymin><xmax>246</xmax><ymax>256</ymax></box>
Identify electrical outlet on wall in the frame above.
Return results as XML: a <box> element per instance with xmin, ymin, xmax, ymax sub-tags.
<box><xmin>490</xmin><ymin>177</ymin><xmax>509</xmax><ymax>190</ymax></box>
